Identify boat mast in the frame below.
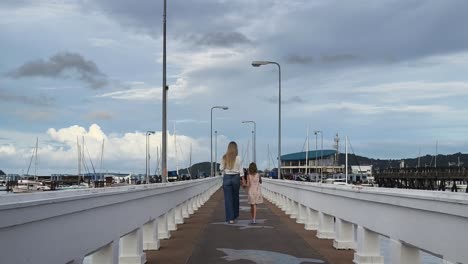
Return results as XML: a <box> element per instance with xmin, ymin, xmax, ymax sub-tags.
<box><xmin>345</xmin><ymin>136</ymin><xmax>348</xmax><ymax>185</ymax></box>
<box><xmin>82</xmin><ymin>136</ymin><xmax>85</xmax><ymax>179</ymax></box>
<box><xmin>188</xmin><ymin>143</ymin><xmax>192</xmax><ymax>178</ymax></box>
<box><xmin>306</xmin><ymin>126</ymin><xmax>309</xmax><ymax>175</ymax></box>
<box><xmin>435</xmin><ymin>140</ymin><xmax>438</xmax><ymax>168</ymax></box>
<box><xmin>100</xmin><ymin>139</ymin><xmax>104</xmax><ymax>181</ymax></box>
<box><xmin>418</xmin><ymin>147</ymin><xmax>421</xmax><ymax>168</ymax></box>
<box><xmin>174</xmin><ymin>122</ymin><xmax>179</xmax><ymax>176</ymax></box>
<box><xmin>77</xmin><ymin>137</ymin><xmax>81</xmax><ymax>179</ymax></box>
<box><xmin>34</xmin><ymin>137</ymin><xmax>38</xmax><ymax>179</ymax></box>
<box><xmin>267</xmin><ymin>144</ymin><xmax>271</xmax><ymax>171</ymax></box>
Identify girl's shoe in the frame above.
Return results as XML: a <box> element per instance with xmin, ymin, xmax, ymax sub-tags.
<box><xmin>228</xmin><ymin>220</ymin><xmax>235</xmax><ymax>224</ymax></box>
<box><xmin>250</xmin><ymin>219</ymin><xmax>256</xmax><ymax>224</ymax></box>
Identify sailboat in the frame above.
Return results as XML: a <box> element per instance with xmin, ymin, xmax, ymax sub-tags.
<box><xmin>14</xmin><ymin>138</ymin><xmax>49</xmax><ymax>193</ymax></box>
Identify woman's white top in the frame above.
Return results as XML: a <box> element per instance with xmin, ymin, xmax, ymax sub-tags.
<box><xmin>220</xmin><ymin>156</ymin><xmax>243</xmax><ymax>175</ymax></box>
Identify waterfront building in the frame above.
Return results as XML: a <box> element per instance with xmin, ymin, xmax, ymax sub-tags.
<box><xmin>280</xmin><ymin>150</ymin><xmax>343</xmax><ymax>175</ymax></box>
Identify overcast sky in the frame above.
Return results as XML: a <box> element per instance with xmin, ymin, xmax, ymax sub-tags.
<box><xmin>2</xmin><ymin>0</ymin><xmax>468</xmax><ymax>175</ymax></box>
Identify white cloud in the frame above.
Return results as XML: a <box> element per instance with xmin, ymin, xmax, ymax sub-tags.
<box><xmin>88</xmin><ymin>37</ymin><xmax>117</xmax><ymax>48</ymax></box>
<box><xmin>97</xmin><ymin>77</ymin><xmax>207</xmax><ymax>101</ymax></box>
<box><xmin>352</xmin><ymin>81</ymin><xmax>468</xmax><ymax>103</ymax></box>
<box><xmin>0</xmin><ymin>145</ymin><xmax>16</xmax><ymax>155</ymax></box>
<box><xmin>0</xmin><ymin>124</ymin><xmax>210</xmax><ymax>175</ymax></box>
<box><xmin>300</xmin><ymin>102</ymin><xmax>452</xmax><ymax>115</ymax></box>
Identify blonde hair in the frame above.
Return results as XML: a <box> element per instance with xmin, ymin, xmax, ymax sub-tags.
<box><xmin>222</xmin><ymin>141</ymin><xmax>238</xmax><ymax>170</ymax></box>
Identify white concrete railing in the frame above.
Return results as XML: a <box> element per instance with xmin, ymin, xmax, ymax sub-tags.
<box><xmin>0</xmin><ymin>177</ymin><xmax>222</xmax><ymax>264</ymax></box>
<box><xmin>262</xmin><ymin>179</ymin><xmax>468</xmax><ymax>264</ymax></box>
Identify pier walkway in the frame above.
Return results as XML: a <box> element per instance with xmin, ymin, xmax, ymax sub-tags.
<box><xmin>2</xmin><ymin>177</ymin><xmax>467</xmax><ymax>264</ymax></box>
<box><xmin>146</xmin><ymin>188</ymin><xmax>353</xmax><ymax>264</ymax></box>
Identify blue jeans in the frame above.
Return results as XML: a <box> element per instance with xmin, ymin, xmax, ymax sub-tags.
<box><xmin>223</xmin><ymin>174</ymin><xmax>240</xmax><ymax>221</ymax></box>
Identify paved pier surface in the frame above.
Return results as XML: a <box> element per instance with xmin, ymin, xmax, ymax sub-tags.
<box><xmin>146</xmin><ymin>188</ymin><xmax>353</xmax><ymax>264</ymax></box>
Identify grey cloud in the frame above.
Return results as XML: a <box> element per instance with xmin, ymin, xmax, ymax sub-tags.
<box><xmin>0</xmin><ymin>89</ymin><xmax>54</xmax><ymax>107</ymax></box>
<box><xmin>262</xmin><ymin>96</ymin><xmax>305</xmax><ymax>105</ymax></box>
<box><xmin>14</xmin><ymin>110</ymin><xmax>55</xmax><ymax>122</ymax></box>
<box><xmin>286</xmin><ymin>96</ymin><xmax>306</xmax><ymax>104</ymax></box>
<box><xmin>84</xmin><ymin>111</ymin><xmax>113</xmax><ymax>121</ymax></box>
<box><xmin>285</xmin><ymin>55</ymin><xmax>314</xmax><ymax>65</ymax></box>
<box><xmin>261</xmin><ymin>1</ymin><xmax>468</xmax><ymax>69</ymax></box>
<box><xmin>0</xmin><ymin>0</ymin><xmax>33</xmax><ymax>8</ymax></box>
<box><xmin>7</xmin><ymin>52</ymin><xmax>108</xmax><ymax>89</ymax></box>
<box><xmin>321</xmin><ymin>54</ymin><xmax>358</xmax><ymax>63</ymax></box>
<box><xmin>81</xmin><ymin>0</ymin><xmax>267</xmax><ymax>45</ymax></box>
<box><xmin>190</xmin><ymin>32</ymin><xmax>252</xmax><ymax>47</ymax></box>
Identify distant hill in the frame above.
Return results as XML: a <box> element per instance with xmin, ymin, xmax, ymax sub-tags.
<box><xmin>174</xmin><ymin>153</ymin><xmax>468</xmax><ymax>175</ymax></box>
<box><xmin>178</xmin><ymin>161</ymin><xmax>219</xmax><ymax>177</ymax></box>
<box><xmin>0</xmin><ymin>170</ymin><xmax>5</xmax><ymax>176</ymax></box>
<box><xmin>337</xmin><ymin>152</ymin><xmax>468</xmax><ymax>169</ymax></box>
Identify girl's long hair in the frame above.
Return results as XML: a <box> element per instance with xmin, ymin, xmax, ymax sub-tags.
<box><xmin>222</xmin><ymin>141</ymin><xmax>238</xmax><ymax>170</ymax></box>
<box><xmin>248</xmin><ymin>162</ymin><xmax>258</xmax><ymax>175</ymax></box>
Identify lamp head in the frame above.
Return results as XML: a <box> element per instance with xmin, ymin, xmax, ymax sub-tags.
<box><xmin>148</xmin><ymin>131</ymin><xmax>155</xmax><ymax>135</ymax></box>
<box><xmin>222</xmin><ymin>106</ymin><xmax>228</xmax><ymax>110</ymax></box>
<box><xmin>251</xmin><ymin>60</ymin><xmax>270</xmax><ymax>67</ymax></box>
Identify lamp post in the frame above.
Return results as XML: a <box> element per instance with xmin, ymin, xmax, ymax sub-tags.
<box><xmin>242</xmin><ymin>120</ymin><xmax>256</xmax><ymax>163</ymax></box>
<box><xmin>252</xmin><ymin>60</ymin><xmax>281</xmax><ymax>179</ymax></box>
<box><xmin>215</xmin><ymin>130</ymin><xmax>218</xmax><ymax>175</ymax></box>
<box><xmin>314</xmin><ymin>130</ymin><xmax>323</xmax><ymax>183</ymax></box>
<box><xmin>161</xmin><ymin>0</ymin><xmax>168</xmax><ymax>183</ymax></box>
<box><xmin>211</xmin><ymin>106</ymin><xmax>228</xmax><ymax>177</ymax></box>
<box><xmin>146</xmin><ymin>131</ymin><xmax>155</xmax><ymax>184</ymax></box>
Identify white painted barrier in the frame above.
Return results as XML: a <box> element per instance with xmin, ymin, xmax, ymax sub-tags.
<box><xmin>0</xmin><ymin>177</ymin><xmax>222</xmax><ymax>264</ymax></box>
<box><xmin>262</xmin><ymin>179</ymin><xmax>468</xmax><ymax>264</ymax></box>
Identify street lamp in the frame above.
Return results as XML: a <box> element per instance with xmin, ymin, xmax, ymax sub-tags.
<box><xmin>242</xmin><ymin>121</ymin><xmax>256</xmax><ymax>163</ymax></box>
<box><xmin>215</xmin><ymin>130</ymin><xmax>218</xmax><ymax>175</ymax></box>
<box><xmin>146</xmin><ymin>131</ymin><xmax>155</xmax><ymax>184</ymax></box>
<box><xmin>314</xmin><ymin>130</ymin><xmax>323</xmax><ymax>183</ymax></box>
<box><xmin>161</xmin><ymin>0</ymin><xmax>168</xmax><ymax>183</ymax></box>
<box><xmin>251</xmin><ymin>60</ymin><xmax>282</xmax><ymax>179</ymax></box>
<box><xmin>211</xmin><ymin>106</ymin><xmax>228</xmax><ymax>177</ymax></box>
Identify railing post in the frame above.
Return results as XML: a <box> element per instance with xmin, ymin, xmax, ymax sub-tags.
<box><xmin>188</xmin><ymin>198</ymin><xmax>195</xmax><ymax>215</ymax></box>
<box><xmin>175</xmin><ymin>203</ymin><xmax>184</xmax><ymax>224</ymax></box>
<box><xmin>353</xmin><ymin>226</ymin><xmax>384</xmax><ymax>264</ymax></box>
<box><xmin>157</xmin><ymin>213</ymin><xmax>171</xmax><ymax>239</ymax></box>
<box><xmin>296</xmin><ymin>204</ymin><xmax>306</xmax><ymax>224</ymax></box>
<box><xmin>317</xmin><ymin>212</ymin><xmax>335</xmax><ymax>239</ymax></box>
<box><xmin>182</xmin><ymin>201</ymin><xmax>190</xmax><ymax>219</ymax></box>
<box><xmin>290</xmin><ymin>200</ymin><xmax>299</xmax><ymax>219</ymax></box>
<box><xmin>333</xmin><ymin>218</ymin><xmax>355</xmax><ymax>250</ymax></box>
<box><xmin>142</xmin><ymin>219</ymin><xmax>160</xmax><ymax>250</ymax></box>
<box><xmin>280</xmin><ymin>195</ymin><xmax>288</xmax><ymax>211</ymax></box>
<box><xmin>390</xmin><ymin>239</ymin><xmax>420</xmax><ymax>264</ymax></box>
<box><xmin>119</xmin><ymin>228</ymin><xmax>146</xmax><ymax>264</ymax></box>
<box><xmin>88</xmin><ymin>241</ymin><xmax>118</xmax><ymax>264</ymax></box>
<box><xmin>285</xmin><ymin>198</ymin><xmax>293</xmax><ymax>215</ymax></box>
<box><xmin>304</xmin><ymin>207</ymin><xmax>319</xmax><ymax>230</ymax></box>
<box><xmin>167</xmin><ymin>208</ymin><xmax>177</xmax><ymax>231</ymax></box>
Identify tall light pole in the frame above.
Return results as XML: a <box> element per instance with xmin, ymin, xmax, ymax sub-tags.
<box><xmin>211</xmin><ymin>106</ymin><xmax>228</xmax><ymax>177</ymax></box>
<box><xmin>161</xmin><ymin>0</ymin><xmax>168</xmax><ymax>183</ymax></box>
<box><xmin>314</xmin><ymin>130</ymin><xmax>323</xmax><ymax>183</ymax></box>
<box><xmin>146</xmin><ymin>131</ymin><xmax>155</xmax><ymax>184</ymax></box>
<box><xmin>252</xmin><ymin>60</ymin><xmax>281</xmax><ymax>179</ymax></box>
<box><xmin>215</xmin><ymin>130</ymin><xmax>218</xmax><ymax>175</ymax></box>
<box><xmin>242</xmin><ymin>120</ymin><xmax>256</xmax><ymax>163</ymax></box>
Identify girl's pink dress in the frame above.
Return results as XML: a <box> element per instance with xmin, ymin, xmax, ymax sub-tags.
<box><xmin>247</xmin><ymin>173</ymin><xmax>263</xmax><ymax>205</ymax></box>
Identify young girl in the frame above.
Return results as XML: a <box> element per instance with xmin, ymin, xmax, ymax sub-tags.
<box><xmin>246</xmin><ymin>162</ymin><xmax>263</xmax><ymax>224</ymax></box>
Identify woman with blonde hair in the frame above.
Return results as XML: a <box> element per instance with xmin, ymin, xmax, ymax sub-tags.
<box><xmin>220</xmin><ymin>141</ymin><xmax>243</xmax><ymax>224</ymax></box>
